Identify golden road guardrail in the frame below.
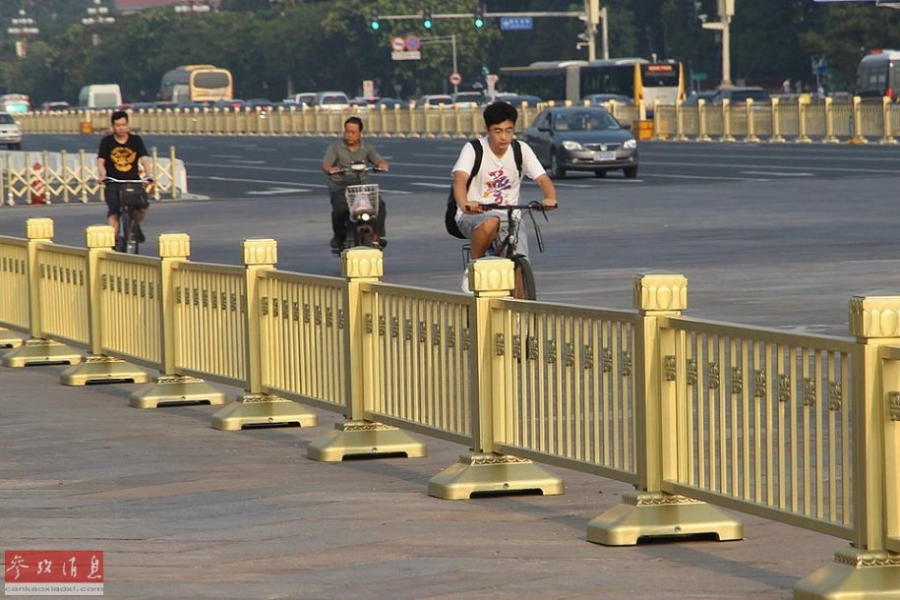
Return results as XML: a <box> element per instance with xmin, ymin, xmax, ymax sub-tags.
<box><xmin>0</xmin><ymin>148</ymin><xmax>187</xmax><ymax>206</ymax></box>
<box><xmin>3</xmin><ymin>218</ymin><xmax>900</xmax><ymax>598</ymax></box>
<box><xmin>14</xmin><ymin>97</ymin><xmax>900</xmax><ymax>143</ymax></box>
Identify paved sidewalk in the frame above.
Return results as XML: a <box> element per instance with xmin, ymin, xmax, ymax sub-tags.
<box><xmin>0</xmin><ymin>357</ymin><xmax>842</xmax><ymax>599</ymax></box>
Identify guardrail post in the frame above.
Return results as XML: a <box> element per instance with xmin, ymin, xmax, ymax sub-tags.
<box><xmin>880</xmin><ymin>96</ymin><xmax>897</xmax><ymax>145</ymax></box>
<box><xmin>721</xmin><ymin>99</ymin><xmax>735</xmax><ymax>142</ymax></box>
<box><xmin>673</xmin><ymin>100</ymin><xmax>688</xmax><ymax>141</ymax></box>
<box><xmin>823</xmin><ymin>97</ymin><xmax>839</xmax><ymax>144</ymax></box>
<box><xmin>212</xmin><ymin>238</ymin><xmax>318</xmax><ymax>430</ymax></box>
<box><xmin>2</xmin><ymin>218</ymin><xmax>81</xmax><ymax>367</ymax></box>
<box><xmin>130</xmin><ymin>233</ymin><xmax>227</xmax><ymax>408</ymax></box>
<box><xmin>849</xmin><ymin>96</ymin><xmax>866</xmax><ymax>145</ymax></box>
<box><xmin>797</xmin><ymin>96</ymin><xmax>812</xmax><ymax>143</ymax></box>
<box><xmin>60</xmin><ymin>225</ymin><xmax>150</xmax><ymax>386</ymax></box>
<box><xmin>696</xmin><ymin>100</ymin><xmax>711</xmax><ymax>142</ymax></box>
<box><xmin>308</xmin><ymin>247</ymin><xmax>426</xmax><ymax>461</ymax></box>
<box><xmin>795</xmin><ymin>294</ymin><xmax>900</xmax><ymax>598</ymax></box>
<box><xmin>745</xmin><ymin>98</ymin><xmax>759</xmax><ymax>143</ymax></box>
<box><xmin>587</xmin><ymin>272</ymin><xmax>742</xmax><ymax>545</ymax></box>
<box><xmin>770</xmin><ymin>97</ymin><xmax>786</xmax><ymax>143</ymax></box>
<box><xmin>429</xmin><ymin>257</ymin><xmax>564</xmax><ymax>500</ymax></box>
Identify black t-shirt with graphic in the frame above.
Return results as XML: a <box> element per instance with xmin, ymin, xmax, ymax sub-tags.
<box><xmin>98</xmin><ymin>133</ymin><xmax>148</xmax><ymax>180</ymax></box>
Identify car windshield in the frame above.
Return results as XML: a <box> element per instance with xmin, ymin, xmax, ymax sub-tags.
<box><xmin>0</xmin><ymin>114</ymin><xmax>15</xmax><ymax>124</ymax></box>
<box><xmin>553</xmin><ymin>111</ymin><xmax>619</xmax><ymax>131</ymax></box>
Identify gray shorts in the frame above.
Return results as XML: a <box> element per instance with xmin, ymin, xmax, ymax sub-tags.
<box><xmin>456</xmin><ymin>209</ymin><xmax>529</xmax><ymax>257</ymax></box>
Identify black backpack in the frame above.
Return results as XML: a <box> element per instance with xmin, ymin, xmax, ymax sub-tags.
<box><xmin>445</xmin><ymin>139</ymin><xmax>523</xmax><ymax>239</ymax></box>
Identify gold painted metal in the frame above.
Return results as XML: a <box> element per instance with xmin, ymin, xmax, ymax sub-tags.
<box><xmin>794</xmin><ymin>547</ymin><xmax>900</xmax><ymax>599</ymax></box>
<box><xmin>130</xmin><ymin>375</ymin><xmax>227</xmax><ymax>409</ymax></box>
<box><xmin>586</xmin><ymin>491</ymin><xmax>743</xmax><ymax>546</ymax></box>
<box><xmin>428</xmin><ymin>452</ymin><xmax>565</xmax><ymax>500</ymax></box>
<box><xmin>2</xmin><ymin>337</ymin><xmax>81</xmax><ymax>367</ymax></box>
<box><xmin>60</xmin><ymin>354</ymin><xmax>150</xmax><ymax>386</ymax></box>
<box><xmin>0</xmin><ymin>328</ymin><xmax>23</xmax><ymax>348</ymax></box>
<box><xmin>307</xmin><ymin>420</ymin><xmax>427</xmax><ymax>462</ymax></box>
<box><xmin>211</xmin><ymin>393</ymin><xmax>318</xmax><ymax>431</ymax></box>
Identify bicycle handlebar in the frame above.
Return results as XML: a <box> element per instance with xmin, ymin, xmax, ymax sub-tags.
<box><xmin>329</xmin><ymin>164</ymin><xmax>386</xmax><ymax>175</ymax></box>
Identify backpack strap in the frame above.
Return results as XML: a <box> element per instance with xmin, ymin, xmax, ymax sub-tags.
<box><xmin>465</xmin><ymin>139</ymin><xmax>483</xmax><ymax>190</ymax></box>
<box><xmin>512</xmin><ymin>139</ymin><xmax>523</xmax><ymax>178</ymax></box>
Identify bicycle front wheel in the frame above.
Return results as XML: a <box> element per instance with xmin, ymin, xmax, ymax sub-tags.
<box><xmin>512</xmin><ymin>254</ymin><xmax>537</xmax><ymax>300</ymax></box>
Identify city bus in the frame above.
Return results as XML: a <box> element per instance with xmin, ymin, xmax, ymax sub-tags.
<box><xmin>498</xmin><ymin>58</ymin><xmax>685</xmax><ymax>113</ymax></box>
<box><xmin>0</xmin><ymin>94</ymin><xmax>31</xmax><ymax>114</ymax></box>
<box><xmin>855</xmin><ymin>49</ymin><xmax>900</xmax><ymax>100</ymax></box>
<box><xmin>159</xmin><ymin>65</ymin><xmax>233</xmax><ymax>103</ymax></box>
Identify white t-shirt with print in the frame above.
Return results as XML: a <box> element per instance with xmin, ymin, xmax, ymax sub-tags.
<box><xmin>451</xmin><ymin>138</ymin><xmax>546</xmax><ymax>214</ymax></box>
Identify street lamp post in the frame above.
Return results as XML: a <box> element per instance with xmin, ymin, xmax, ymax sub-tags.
<box><xmin>81</xmin><ymin>0</ymin><xmax>115</xmax><ymax>47</ymax></box>
<box><xmin>702</xmin><ymin>0</ymin><xmax>735</xmax><ymax>87</ymax></box>
<box><xmin>8</xmin><ymin>6</ymin><xmax>39</xmax><ymax>59</ymax></box>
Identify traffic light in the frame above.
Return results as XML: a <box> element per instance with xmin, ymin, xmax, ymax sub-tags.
<box><xmin>423</xmin><ymin>7</ymin><xmax>433</xmax><ymax>30</ymax></box>
<box><xmin>370</xmin><ymin>8</ymin><xmax>380</xmax><ymax>31</ymax></box>
<box><xmin>474</xmin><ymin>4</ymin><xmax>484</xmax><ymax>28</ymax></box>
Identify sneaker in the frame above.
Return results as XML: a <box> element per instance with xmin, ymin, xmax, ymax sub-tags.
<box><xmin>134</xmin><ymin>223</ymin><xmax>146</xmax><ymax>243</ymax></box>
<box><xmin>460</xmin><ymin>270</ymin><xmax>471</xmax><ymax>294</ymax></box>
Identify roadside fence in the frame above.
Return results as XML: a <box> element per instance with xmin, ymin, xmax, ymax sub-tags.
<box><xmin>0</xmin><ymin>148</ymin><xmax>187</xmax><ymax>206</ymax></box>
<box><xmin>2</xmin><ymin>218</ymin><xmax>900</xmax><ymax>599</ymax></box>
<box><xmin>13</xmin><ymin>97</ymin><xmax>900</xmax><ymax>143</ymax></box>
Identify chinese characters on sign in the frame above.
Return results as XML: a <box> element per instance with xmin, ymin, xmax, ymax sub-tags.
<box><xmin>5</xmin><ymin>551</ymin><xmax>104</xmax><ymax>596</ymax></box>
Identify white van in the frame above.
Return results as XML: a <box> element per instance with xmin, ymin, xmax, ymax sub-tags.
<box><xmin>78</xmin><ymin>84</ymin><xmax>123</xmax><ymax>109</ymax></box>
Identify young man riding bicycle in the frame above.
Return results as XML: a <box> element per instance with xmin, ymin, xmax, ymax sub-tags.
<box><xmin>451</xmin><ymin>101</ymin><xmax>557</xmax><ymax>292</ymax></box>
<box><xmin>97</xmin><ymin>110</ymin><xmax>153</xmax><ymax>242</ymax></box>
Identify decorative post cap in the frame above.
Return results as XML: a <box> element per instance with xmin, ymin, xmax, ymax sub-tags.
<box><xmin>342</xmin><ymin>247</ymin><xmax>383</xmax><ymax>280</ymax></box>
<box><xmin>242</xmin><ymin>238</ymin><xmax>278</xmax><ymax>267</ymax></box>
<box><xmin>85</xmin><ymin>225</ymin><xmax>115</xmax><ymax>249</ymax></box>
<box><xmin>633</xmin><ymin>272</ymin><xmax>688</xmax><ymax>314</ymax></box>
<box><xmin>25</xmin><ymin>218</ymin><xmax>53</xmax><ymax>240</ymax></box>
<box><xmin>849</xmin><ymin>295</ymin><xmax>900</xmax><ymax>339</ymax></box>
<box><xmin>471</xmin><ymin>257</ymin><xmax>514</xmax><ymax>297</ymax></box>
<box><xmin>158</xmin><ymin>233</ymin><xmax>191</xmax><ymax>259</ymax></box>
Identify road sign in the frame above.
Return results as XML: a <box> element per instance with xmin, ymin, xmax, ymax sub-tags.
<box><xmin>449</xmin><ymin>72</ymin><xmax>462</xmax><ymax>85</ymax></box>
<box><xmin>391</xmin><ymin>37</ymin><xmax>405</xmax><ymax>51</ymax></box>
<box><xmin>405</xmin><ymin>35</ymin><xmax>421</xmax><ymax>51</ymax></box>
<box><xmin>500</xmin><ymin>17</ymin><xmax>533</xmax><ymax>31</ymax></box>
<box><xmin>391</xmin><ymin>51</ymin><xmax>421</xmax><ymax>61</ymax></box>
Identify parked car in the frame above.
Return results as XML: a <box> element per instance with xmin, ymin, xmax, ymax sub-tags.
<box><xmin>212</xmin><ymin>99</ymin><xmax>245</xmax><ymax>112</ymax></box>
<box><xmin>711</xmin><ymin>86</ymin><xmax>771</xmax><ymax>107</ymax></box>
<box><xmin>416</xmin><ymin>94</ymin><xmax>453</xmax><ymax>109</ymax></box>
<box><xmin>40</xmin><ymin>101</ymin><xmax>71</xmax><ymax>112</ymax></box>
<box><xmin>288</xmin><ymin>92</ymin><xmax>317</xmax><ymax>107</ymax></box>
<box><xmin>0</xmin><ymin>112</ymin><xmax>22</xmax><ymax>149</ymax></box>
<box><xmin>314</xmin><ymin>91</ymin><xmax>350</xmax><ymax>111</ymax></box>
<box><xmin>581</xmin><ymin>93</ymin><xmax>634</xmax><ymax>108</ymax></box>
<box><xmin>522</xmin><ymin>106</ymin><xmax>638</xmax><ymax>179</ymax></box>
<box><xmin>451</xmin><ymin>91</ymin><xmax>484</xmax><ymax>108</ymax></box>
<box><xmin>349</xmin><ymin>97</ymin><xmax>378</xmax><ymax>110</ymax></box>
<box><xmin>682</xmin><ymin>91</ymin><xmax>717</xmax><ymax>107</ymax></box>
<box><xmin>373</xmin><ymin>97</ymin><xmax>409</xmax><ymax>110</ymax></box>
<box><xmin>504</xmin><ymin>94</ymin><xmax>543</xmax><ymax>108</ymax></box>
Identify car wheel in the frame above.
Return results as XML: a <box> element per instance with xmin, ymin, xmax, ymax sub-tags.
<box><xmin>550</xmin><ymin>151</ymin><xmax>566</xmax><ymax>179</ymax></box>
<box><xmin>623</xmin><ymin>165</ymin><xmax>638</xmax><ymax>179</ymax></box>
<box><xmin>593</xmin><ymin>169</ymin><xmax>607</xmax><ymax>178</ymax></box>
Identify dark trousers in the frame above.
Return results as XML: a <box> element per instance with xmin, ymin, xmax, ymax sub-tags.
<box><xmin>329</xmin><ymin>189</ymin><xmax>387</xmax><ymax>240</ymax></box>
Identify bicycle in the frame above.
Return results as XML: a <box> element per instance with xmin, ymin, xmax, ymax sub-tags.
<box><xmin>461</xmin><ymin>201</ymin><xmax>551</xmax><ymax>300</ymax></box>
<box><xmin>103</xmin><ymin>176</ymin><xmax>151</xmax><ymax>254</ymax></box>
<box><xmin>331</xmin><ymin>163</ymin><xmax>386</xmax><ymax>255</ymax></box>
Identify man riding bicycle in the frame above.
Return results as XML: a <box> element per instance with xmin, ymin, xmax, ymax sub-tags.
<box><xmin>97</xmin><ymin>110</ymin><xmax>153</xmax><ymax>242</ymax></box>
<box><xmin>451</xmin><ymin>102</ymin><xmax>557</xmax><ymax>291</ymax></box>
<box><xmin>321</xmin><ymin>116</ymin><xmax>389</xmax><ymax>252</ymax></box>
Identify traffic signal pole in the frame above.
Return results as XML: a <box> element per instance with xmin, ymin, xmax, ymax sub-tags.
<box><xmin>701</xmin><ymin>0</ymin><xmax>734</xmax><ymax>87</ymax></box>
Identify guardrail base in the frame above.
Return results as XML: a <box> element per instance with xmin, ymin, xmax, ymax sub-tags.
<box><xmin>60</xmin><ymin>354</ymin><xmax>150</xmax><ymax>386</ymax></box>
<box><xmin>428</xmin><ymin>452</ymin><xmax>564</xmax><ymax>501</ymax></box>
<box><xmin>794</xmin><ymin>547</ymin><xmax>900</xmax><ymax>599</ymax></box>
<box><xmin>2</xmin><ymin>338</ymin><xmax>81</xmax><ymax>367</ymax></box>
<box><xmin>211</xmin><ymin>393</ymin><xmax>318</xmax><ymax>431</ymax></box>
<box><xmin>130</xmin><ymin>374</ymin><xmax>227</xmax><ymax>409</ymax></box>
<box><xmin>586</xmin><ymin>491</ymin><xmax>743</xmax><ymax>546</ymax></box>
<box><xmin>307</xmin><ymin>420</ymin><xmax>427</xmax><ymax>462</ymax></box>
<box><xmin>0</xmin><ymin>328</ymin><xmax>24</xmax><ymax>348</ymax></box>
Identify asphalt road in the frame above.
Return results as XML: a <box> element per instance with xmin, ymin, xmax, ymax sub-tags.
<box><xmin>4</xmin><ymin>135</ymin><xmax>900</xmax><ymax>337</ymax></box>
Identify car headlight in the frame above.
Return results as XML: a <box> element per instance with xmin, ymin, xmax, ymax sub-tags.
<box><xmin>623</xmin><ymin>139</ymin><xmax>637</xmax><ymax>149</ymax></box>
<box><xmin>561</xmin><ymin>140</ymin><xmax>583</xmax><ymax>150</ymax></box>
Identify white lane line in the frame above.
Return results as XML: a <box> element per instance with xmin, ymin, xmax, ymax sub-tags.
<box><xmin>741</xmin><ymin>171</ymin><xmax>813</xmax><ymax>177</ymax></box>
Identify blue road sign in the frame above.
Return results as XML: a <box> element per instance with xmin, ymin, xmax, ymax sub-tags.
<box><xmin>500</xmin><ymin>17</ymin><xmax>533</xmax><ymax>31</ymax></box>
